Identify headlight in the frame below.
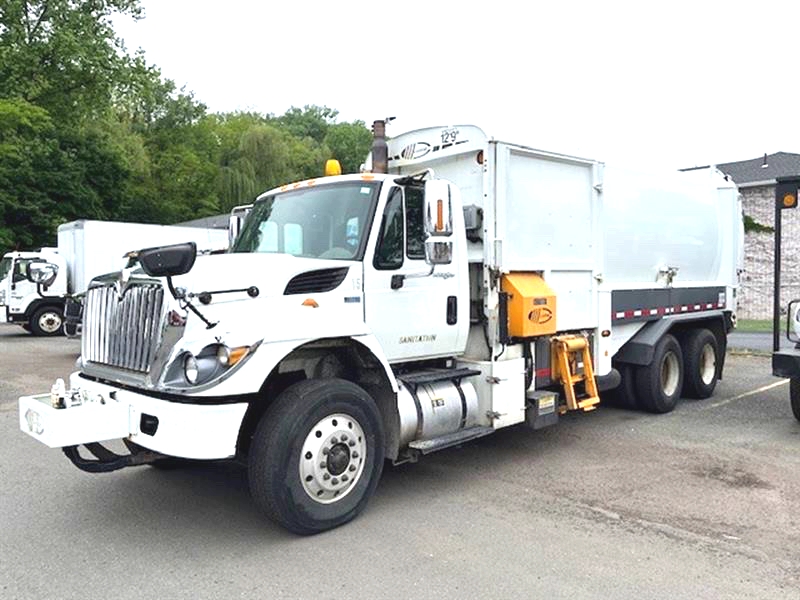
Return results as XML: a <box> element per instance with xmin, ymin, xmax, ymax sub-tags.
<box><xmin>184</xmin><ymin>354</ymin><xmax>200</xmax><ymax>384</ymax></box>
<box><xmin>216</xmin><ymin>345</ymin><xmax>230</xmax><ymax>366</ymax></box>
<box><xmin>166</xmin><ymin>342</ymin><xmax>258</xmax><ymax>389</ymax></box>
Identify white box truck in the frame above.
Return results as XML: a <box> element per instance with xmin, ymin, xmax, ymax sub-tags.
<box><xmin>1</xmin><ymin>220</ymin><xmax>228</xmax><ymax>336</ymax></box>
<box><xmin>19</xmin><ymin>123</ymin><xmax>743</xmax><ymax>534</ymax></box>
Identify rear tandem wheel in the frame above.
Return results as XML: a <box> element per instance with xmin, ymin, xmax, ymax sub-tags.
<box><xmin>635</xmin><ymin>334</ymin><xmax>684</xmax><ymax>414</ymax></box>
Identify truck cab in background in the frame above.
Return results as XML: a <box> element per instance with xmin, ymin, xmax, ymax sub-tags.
<box><xmin>1</xmin><ymin>220</ymin><xmax>228</xmax><ymax>336</ymax></box>
<box><xmin>0</xmin><ymin>249</ymin><xmax>67</xmax><ymax>335</ymax></box>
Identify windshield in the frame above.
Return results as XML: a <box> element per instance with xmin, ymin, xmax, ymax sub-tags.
<box><xmin>0</xmin><ymin>257</ymin><xmax>11</xmax><ymax>281</ymax></box>
<box><xmin>232</xmin><ymin>181</ymin><xmax>379</xmax><ymax>260</ymax></box>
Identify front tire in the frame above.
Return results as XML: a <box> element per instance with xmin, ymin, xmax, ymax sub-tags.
<box><xmin>248</xmin><ymin>378</ymin><xmax>385</xmax><ymax>535</ymax></box>
<box><xmin>790</xmin><ymin>378</ymin><xmax>800</xmax><ymax>422</ymax></box>
<box><xmin>636</xmin><ymin>334</ymin><xmax>683</xmax><ymax>414</ymax></box>
<box><xmin>30</xmin><ymin>306</ymin><xmax>64</xmax><ymax>336</ymax></box>
<box><xmin>682</xmin><ymin>328</ymin><xmax>719</xmax><ymax>399</ymax></box>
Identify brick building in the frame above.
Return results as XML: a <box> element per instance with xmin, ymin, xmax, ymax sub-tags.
<box><xmin>715</xmin><ymin>152</ymin><xmax>800</xmax><ymax>319</ymax></box>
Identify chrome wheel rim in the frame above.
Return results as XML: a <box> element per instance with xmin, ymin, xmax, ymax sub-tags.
<box><xmin>299</xmin><ymin>413</ymin><xmax>366</xmax><ymax>504</ymax></box>
<box><xmin>661</xmin><ymin>352</ymin><xmax>680</xmax><ymax>397</ymax></box>
<box><xmin>699</xmin><ymin>343</ymin><xmax>716</xmax><ymax>385</ymax></box>
<box><xmin>38</xmin><ymin>311</ymin><xmax>62</xmax><ymax>334</ymax></box>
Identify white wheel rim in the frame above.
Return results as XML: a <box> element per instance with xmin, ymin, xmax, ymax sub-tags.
<box><xmin>38</xmin><ymin>311</ymin><xmax>62</xmax><ymax>334</ymax></box>
<box><xmin>661</xmin><ymin>352</ymin><xmax>680</xmax><ymax>397</ymax></box>
<box><xmin>299</xmin><ymin>413</ymin><xmax>367</xmax><ymax>504</ymax></box>
<box><xmin>699</xmin><ymin>343</ymin><xmax>716</xmax><ymax>385</ymax></box>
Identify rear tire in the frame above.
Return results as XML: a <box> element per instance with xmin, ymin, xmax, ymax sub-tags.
<box><xmin>682</xmin><ymin>328</ymin><xmax>719</xmax><ymax>399</ymax></box>
<box><xmin>790</xmin><ymin>378</ymin><xmax>800</xmax><ymax>422</ymax></box>
<box><xmin>30</xmin><ymin>306</ymin><xmax>64</xmax><ymax>336</ymax></box>
<box><xmin>248</xmin><ymin>378</ymin><xmax>385</xmax><ymax>535</ymax></box>
<box><xmin>636</xmin><ymin>334</ymin><xmax>683</xmax><ymax>414</ymax></box>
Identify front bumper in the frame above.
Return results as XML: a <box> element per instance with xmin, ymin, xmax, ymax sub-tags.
<box><xmin>773</xmin><ymin>348</ymin><xmax>800</xmax><ymax>379</ymax></box>
<box><xmin>19</xmin><ymin>373</ymin><xmax>248</xmax><ymax>460</ymax></box>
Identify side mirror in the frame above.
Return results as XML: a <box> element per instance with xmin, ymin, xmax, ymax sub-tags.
<box><xmin>425</xmin><ymin>240</ymin><xmax>453</xmax><ymax>265</ymax></box>
<box><xmin>26</xmin><ymin>261</ymin><xmax>59</xmax><ymax>287</ymax></box>
<box><xmin>138</xmin><ymin>242</ymin><xmax>197</xmax><ymax>278</ymax></box>
<box><xmin>228</xmin><ymin>214</ymin><xmax>242</xmax><ymax>247</ymax></box>
<box><xmin>423</xmin><ymin>180</ymin><xmax>453</xmax><ymax>237</ymax></box>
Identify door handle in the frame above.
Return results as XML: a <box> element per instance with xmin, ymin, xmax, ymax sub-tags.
<box><xmin>447</xmin><ymin>296</ymin><xmax>457</xmax><ymax>325</ymax></box>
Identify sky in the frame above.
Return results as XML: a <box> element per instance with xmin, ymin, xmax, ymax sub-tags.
<box><xmin>112</xmin><ymin>0</ymin><xmax>800</xmax><ymax>171</ymax></box>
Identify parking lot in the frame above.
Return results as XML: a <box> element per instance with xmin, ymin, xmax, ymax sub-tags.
<box><xmin>1</xmin><ymin>327</ymin><xmax>799</xmax><ymax>599</ymax></box>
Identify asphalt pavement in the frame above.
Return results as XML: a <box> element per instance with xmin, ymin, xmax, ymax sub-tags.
<box><xmin>1</xmin><ymin>326</ymin><xmax>799</xmax><ymax>599</ymax></box>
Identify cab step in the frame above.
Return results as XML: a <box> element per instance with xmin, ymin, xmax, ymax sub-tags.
<box><xmin>396</xmin><ymin>367</ymin><xmax>481</xmax><ymax>388</ymax></box>
<box><xmin>408</xmin><ymin>426</ymin><xmax>494</xmax><ymax>454</ymax></box>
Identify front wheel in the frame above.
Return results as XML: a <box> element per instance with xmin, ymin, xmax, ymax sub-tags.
<box><xmin>248</xmin><ymin>378</ymin><xmax>385</xmax><ymax>535</ymax></box>
<box><xmin>30</xmin><ymin>306</ymin><xmax>64</xmax><ymax>336</ymax></box>
<box><xmin>790</xmin><ymin>378</ymin><xmax>800</xmax><ymax>422</ymax></box>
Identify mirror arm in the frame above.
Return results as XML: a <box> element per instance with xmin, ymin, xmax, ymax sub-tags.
<box><xmin>35</xmin><ymin>282</ymin><xmax>53</xmax><ymax>298</ymax></box>
<box><xmin>394</xmin><ymin>169</ymin><xmax>435</xmax><ymax>186</ymax></box>
<box><xmin>166</xmin><ymin>275</ymin><xmax>217</xmax><ymax>330</ymax></box>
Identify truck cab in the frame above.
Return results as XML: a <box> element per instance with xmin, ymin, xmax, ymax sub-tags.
<box><xmin>0</xmin><ymin>249</ymin><xmax>67</xmax><ymax>335</ymax></box>
<box><xmin>229</xmin><ymin>174</ymin><xmax>469</xmax><ymax>362</ymax></box>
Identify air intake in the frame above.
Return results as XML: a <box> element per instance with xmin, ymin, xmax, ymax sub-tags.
<box><xmin>284</xmin><ymin>268</ymin><xmax>349</xmax><ymax>295</ymax></box>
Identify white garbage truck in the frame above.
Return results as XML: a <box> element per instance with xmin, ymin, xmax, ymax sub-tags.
<box><xmin>0</xmin><ymin>219</ymin><xmax>228</xmax><ymax>336</ymax></box>
<box><xmin>18</xmin><ymin>123</ymin><xmax>743</xmax><ymax>534</ymax></box>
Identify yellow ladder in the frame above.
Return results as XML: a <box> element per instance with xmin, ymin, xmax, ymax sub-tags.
<box><xmin>551</xmin><ymin>335</ymin><xmax>601</xmax><ymax>412</ymax></box>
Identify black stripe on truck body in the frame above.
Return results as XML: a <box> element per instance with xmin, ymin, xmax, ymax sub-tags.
<box><xmin>612</xmin><ymin>287</ymin><xmax>726</xmax><ymax>324</ymax></box>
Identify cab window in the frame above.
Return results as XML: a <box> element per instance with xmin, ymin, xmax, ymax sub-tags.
<box><xmin>12</xmin><ymin>259</ymin><xmax>33</xmax><ymax>283</ymax></box>
<box><xmin>373</xmin><ymin>187</ymin><xmax>404</xmax><ymax>270</ymax></box>
<box><xmin>405</xmin><ymin>186</ymin><xmax>426</xmax><ymax>260</ymax></box>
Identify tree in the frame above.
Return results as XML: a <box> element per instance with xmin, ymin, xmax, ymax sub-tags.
<box><xmin>0</xmin><ymin>1</ymin><xmax>143</xmax><ymax>124</ymax></box>
<box><xmin>0</xmin><ymin>1</ymin><xmax>150</xmax><ymax>248</ymax></box>
<box><xmin>0</xmin><ymin>98</ymin><xmax>58</xmax><ymax>249</ymax></box>
<box><xmin>0</xmin><ymin>3</ymin><xmax>376</xmax><ymax>246</ymax></box>
<box><xmin>325</xmin><ymin>121</ymin><xmax>372</xmax><ymax>175</ymax></box>
<box><xmin>0</xmin><ymin>98</ymin><xmax>129</xmax><ymax>249</ymax></box>
<box><xmin>217</xmin><ymin>123</ymin><xmax>292</xmax><ymax>211</ymax></box>
<box><xmin>275</xmin><ymin>105</ymin><xmax>338</xmax><ymax>144</ymax></box>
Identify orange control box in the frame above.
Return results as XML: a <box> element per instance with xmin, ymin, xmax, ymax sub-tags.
<box><xmin>501</xmin><ymin>273</ymin><xmax>557</xmax><ymax>338</ymax></box>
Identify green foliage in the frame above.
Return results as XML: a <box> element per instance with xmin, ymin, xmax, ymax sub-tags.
<box><xmin>0</xmin><ymin>1</ymin><xmax>143</xmax><ymax>124</ymax></box>
<box><xmin>0</xmin><ymin>98</ymin><xmax>59</xmax><ymax>249</ymax></box>
<box><xmin>325</xmin><ymin>121</ymin><xmax>373</xmax><ymax>175</ymax></box>
<box><xmin>743</xmin><ymin>214</ymin><xmax>773</xmax><ymax>233</ymax></box>
<box><xmin>0</xmin><ymin>98</ymin><xmax>131</xmax><ymax>249</ymax></box>
<box><xmin>276</xmin><ymin>105</ymin><xmax>338</xmax><ymax>143</ymax></box>
<box><xmin>0</xmin><ymin>4</ymin><xmax>373</xmax><ymax>251</ymax></box>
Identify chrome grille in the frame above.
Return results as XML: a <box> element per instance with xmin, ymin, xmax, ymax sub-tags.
<box><xmin>81</xmin><ymin>282</ymin><xmax>165</xmax><ymax>373</ymax></box>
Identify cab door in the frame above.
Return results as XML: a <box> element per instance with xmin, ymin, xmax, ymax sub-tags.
<box><xmin>363</xmin><ymin>184</ymin><xmax>466</xmax><ymax>362</ymax></box>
